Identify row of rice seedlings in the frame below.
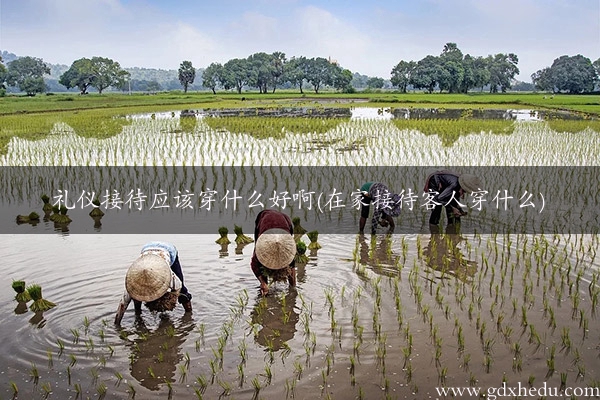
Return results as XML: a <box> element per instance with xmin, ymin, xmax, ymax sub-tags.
<box><xmin>2</xmin><ymin>115</ymin><xmax>598</xmax><ymax>166</ymax></box>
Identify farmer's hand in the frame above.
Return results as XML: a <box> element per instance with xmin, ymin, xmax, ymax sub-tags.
<box><xmin>452</xmin><ymin>207</ymin><xmax>467</xmax><ymax>217</ymax></box>
<box><xmin>260</xmin><ymin>282</ymin><xmax>269</xmax><ymax>296</ymax></box>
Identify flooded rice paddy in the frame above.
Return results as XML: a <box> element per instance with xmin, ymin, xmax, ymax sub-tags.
<box><xmin>0</xmin><ymin>108</ymin><xmax>599</xmax><ymax>399</ymax></box>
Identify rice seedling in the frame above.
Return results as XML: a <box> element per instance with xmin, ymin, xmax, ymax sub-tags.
<box><xmin>27</xmin><ymin>284</ymin><xmax>56</xmax><ymax>312</ymax></box>
<box><xmin>216</xmin><ymin>226</ymin><xmax>230</xmax><ymax>244</ymax></box>
<box><xmin>251</xmin><ymin>376</ymin><xmax>261</xmax><ymax>400</ymax></box>
<box><xmin>9</xmin><ymin>381</ymin><xmax>18</xmax><ymax>399</ymax></box>
<box><xmin>127</xmin><ymin>382</ymin><xmax>136</xmax><ymax>399</ymax></box>
<box><xmin>196</xmin><ymin>375</ymin><xmax>208</xmax><ymax>393</ymax></box>
<box><xmin>41</xmin><ymin>382</ymin><xmax>52</xmax><ymax>399</ymax></box>
<box><xmin>30</xmin><ymin>362</ymin><xmax>39</xmax><ymax>384</ymax></box>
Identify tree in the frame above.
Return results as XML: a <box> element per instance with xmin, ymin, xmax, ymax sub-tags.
<box><xmin>6</xmin><ymin>56</ymin><xmax>50</xmax><ymax>95</ymax></box>
<box><xmin>390</xmin><ymin>60</ymin><xmax>416</xmax><ymax>93</ymax></box>
<box><xmin>247</xmin><ymin>52</ymin><xmax>275</xmax><ymax>93</ymax></box>
<box><xmin>60</xmin><ymin>57</ymin><xmax>129</xmax><ymax>94</ymax></box>
<box><xmin>270</xmin><ymin>51</ymin><xmax>286</xmax><ymax>93</ymax></box>
<box><xmin>531</xmin><ymin>67</ymin><xmax>554</xmax><ymax>92</ymax></box>
<box><xmin>333</xmin><ymin>68</ymin><xmax>353</xmax><ymax>92</ymax></box>
<box><xmin>551</xmin><ymin>55</ymin><xmax>595</xmax><ymax>93</ymax></box>
<box><xmin>59</xmin><ymin>58</ymin><xmax>96</xmax><ymax>94</ymax></box>
<box><xmin>487</xmin><ymin>53</ymin><xmax>519</xmax><ymax>93</ymax></box>
<box><xmin>202</xmin><ymin>62</ymin><xmax>223</xmax><ymax>94</ymax></box>
<box><xmin>284</xmin><ymin>56</ymin><xmax>308</xmax><ymax>94</ymax></box>
<box><xmin>306</xmin><ymin>57</ymin><xmax>334</xmax><ymax>93</ymax></box>
<box><xmin>222</xmin><ymin>58</ymin><xmax>251</xmax><ymax>94</ymax></box>
<box><xmin>410</xmin><ymin>55</ymin><xmax>442</xmax><ymax>93</ymax></box>
<box><xmin>366</xmin><ymin>77</ymin><xmax>385</xmax><ymax>89</ymax></box>
<box><xmin>178</xmin><ymin>61</ymin><xmax>196</xmax><ymax>93</ymax></box>
<box><xmin>0</xmin><ymin>55</ymin><xmax>6</xmax><ymax>91</ymax></box>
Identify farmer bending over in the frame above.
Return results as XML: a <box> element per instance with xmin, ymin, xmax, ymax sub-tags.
<box><xmin>115</xmin><ymin>241</ymin><xmax>192</xmax><ymax>325</ymax></box>
<box><xmin>251</xmin><ymin>210</ymin><xmax>297</xmax><ymax>296</ymax></box>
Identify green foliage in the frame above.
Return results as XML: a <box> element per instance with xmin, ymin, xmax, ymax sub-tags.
<box><xmin>178</xmin><ymin>61</ymin><xmax>196</xmax><ymax>93</ymax></box>
<box><xmin>6</xmin><ymin>56</ymin><xmax>50</xmax><ymax>96</ymax></box>
<box><xmin>59</xmin><ymin>57</ymin><xmax>130</xmax><ymax>94</ymax></box>
<box><xmin>532</xmin><ymin>55</ymin><xmax>597</xmax><ymax>94</ymax></box>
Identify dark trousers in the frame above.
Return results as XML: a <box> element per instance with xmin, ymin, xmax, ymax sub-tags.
<box><xmin>429</xmin><ymin>204</ymin><xmax>461</xmax><ymax>226</ymax></box>
<box><xmin>171</xmin><ymin>255</ymin><xmax>192</xmax><ymax>302</ymax></box>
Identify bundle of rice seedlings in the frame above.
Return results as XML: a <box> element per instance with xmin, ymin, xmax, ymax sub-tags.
<box><xmin>48</xmin><ymin>205</ymin><xmax>60</xmax><ymax>222</ymax></box>
<box><xmin>89</xmin><ymin>199</ymin><xmax>105</xmax><ymax>217</ymax></box>
<box><xmin>41</xmin><ymin>194</ymin><xmax>53</xmax><ymax>215</ymax></box>
<box><xmin>307</xmin><ymin>231</ymin><xmax>322</xmax><ymax>250</ymax></box>
<box><xmin>12</xmin><ymin>280</ymin><xmax>31</xmax><ymax>302</ymax></box>
<box><xmin>234</xmin><ymin>225</ymin><xmax>254</xmax><ymax>244</ymax></box>
<box><xmin>52</xmin><ymin>206</ymin><xmax>72</xmax><ymax>224</ymax></box>
<box><xmin>27</xmin><ymin>284</ymin><xmax>57</xmax><ymax>312</ymax></box>
<box><xmin>216</xmin><ymin>227</ymin><xmax>231</xmax><ymax>245</ymax></box>
<box><xmin>16</xmin><ymin>212</ymin><xmax>40</xmax><ymax>224</ymax></box>
<box><xmin>294</xmin><ymin>241</ymin><xmax>309</xmax><ymax>264</ymax></box>
<box><xmin>145</xmin><ymin>291</ymin><xmax>179</xmax><ymax>312</ymax></box>
<box><xmin>292</xmin><ymin>217</ymin><xmax>307</xmax><ymax>236</ymax></box>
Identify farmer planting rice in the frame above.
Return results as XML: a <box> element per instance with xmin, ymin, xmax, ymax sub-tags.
<box><xmin>423</xmin><ymin>170</ymin><xmax>482</xmax><ymax>226</ymax></box>
<box><xmin>251</xmin><ymin>210</ymin><xmax>297</xmax><ymax>296</ymax></box>
<box><xmin>115</xmin><ymin>241</ymin><xmax>192</xmax><ymax>325</ymax></box>
<box><xmin>359</xmin><ymin>182</ymin><xmax>402</xmax><ymax>234</ymax></box>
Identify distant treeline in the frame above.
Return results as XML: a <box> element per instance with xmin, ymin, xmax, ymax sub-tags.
<box><xmin>1</xmin><ymin>44</ymin><xmax>598</xmax><ymax>96</ymax></box>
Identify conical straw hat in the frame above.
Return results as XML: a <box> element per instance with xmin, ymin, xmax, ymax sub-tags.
<box><xmin>255</xmin><ymin>228</ymin><xmax>296</xmax><ymax>270</ymax></box>
<box><xmin>458</xmin><ymin>174</ymin><xmax>482</xmax><ymax>195</ymax></box>
<box><xmin>125</xmin><ymin>254</ymin><xmax>171</xmax><ymax>302</ymax></box>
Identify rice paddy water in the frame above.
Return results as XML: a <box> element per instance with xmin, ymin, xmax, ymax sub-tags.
<box><xmin>0</xmin><ymin>107</ymin><xmax>599</xmax><ymax>399</ymax></box>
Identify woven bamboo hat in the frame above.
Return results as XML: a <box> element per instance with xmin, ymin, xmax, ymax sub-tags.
<box><xmin>125</xmin><ymin>253</ymin><xmax>171</xmax><ymax>302</ymax></box>
<box><xmin>255</xmin><ymin>228</ymin><xmax>296</xmax><ymax>270</ymax></box>
<box><xmin>458</xmin><ymin>174</ymin><xmax>482</xmax><ymax>195</ymax></box>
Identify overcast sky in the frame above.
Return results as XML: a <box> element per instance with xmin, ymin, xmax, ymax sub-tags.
<box><xmin>1</xmin><ymin>0</ymin><xmax>598</xmax><ymax>81</ymax></box>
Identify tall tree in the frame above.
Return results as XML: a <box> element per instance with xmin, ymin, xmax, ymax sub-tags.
<box><xmin>306</xmin><ymin>57</ymin><xmax>334</xmax><ymax>94</ymax></box>
<box><xmin>6</xmin><ymin>56</ymin><xmax>50</xmax><ymax>95</ymax></box>
<box><xmin>410</xmin><ymin>55</ymin><xmax>442</xmax><ymax>93</ymax></box>
<box><xmin>390</xmin><ymin>60</ymin><xmax>416</xmax><ymax>93</ymax></box>
<box><xmin>247</xmin><ymin>52</ymin><xmax>275</xmax><ymax>94</ymax></box>
<box><xmin>178</xmin><ymin>60</ymin><xmax>196</xmax><ymax>93</ymax></box>
<box><xmin>366</xmin><ymin>77</ymin><xmax>385</xmax><ymax>89</ymax></box>
<box><xmin>487</xmin><ymin>53</ymin><xmax>519</xmax><ymax>93</ymax></box>
<box><xmin>284</xmin><ymin>56</ymin><xmax>308</xmax><ymax>94</ymax></box>
<box><xmin>59</xmin><ymin>58</ymin><xmax>96</xmax><ymax>94</ymax></box>
<box><xmin>438</xmin><ymin>43</ymin><xmax>464</xmax><ymax>93</ymax></box>
<box><xmin>222</xmin><ymin>58</ymin><xmax>251</xmax><ymax>94</ymax></box>
<box><xmin>270</xmin><ymin>51</ymin><xmax>286</xmax><ymax>93</ymax></box>
<box><xmin>202</xmin><ymin>62</ymin><xmax>223</xmax><ymax>94</ymax></box>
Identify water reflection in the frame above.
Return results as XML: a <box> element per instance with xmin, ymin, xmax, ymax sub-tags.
<box><xmin>357</xmin><ymin>234</ymin><xmax>401</xmax><ymax>277</ymax></box>
<box><xmin>423</xmin><ymin>224</ymin><xmax>477</xmax><ymax>281</ymax></box>
<box><xmin>123</xmin><ymin>313</ymin><xmax>195</xmax><ymax>391</ymax></box>
<box><xmin>250</xmin><ymin>290</ymin><xmax>299</xmax><ymax>351</ymax></box>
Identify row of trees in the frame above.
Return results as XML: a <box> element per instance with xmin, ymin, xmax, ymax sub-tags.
<box><xmin>390</xmin><ymin>43</ymin><xmax>521</xmax><ymax>93</ymax></box>
<box><xmin>532</xmin><ymin>55</ymin><xmax>600</xmax><ymax>94</ymax></box>
<box><xmin>200</xmin><ymin>53</ymin><xmax>352</xmax><ymax>94</ymax></box>
<box><xmin>2</xmin><ymin>46</ymin><xmax>599</xmax><ymax>96</ymax></box>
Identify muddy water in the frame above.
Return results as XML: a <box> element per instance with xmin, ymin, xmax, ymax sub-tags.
<box><xmin>1</xmin><ymin>232</ymin><xmax>598</xmax><ymax>399</ymax></box>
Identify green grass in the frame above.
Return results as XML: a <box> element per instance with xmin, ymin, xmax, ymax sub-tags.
<box><xmin>1</xmin><ymin>91</ymin><xmax>598</xmax><ymax>116</ymax></box>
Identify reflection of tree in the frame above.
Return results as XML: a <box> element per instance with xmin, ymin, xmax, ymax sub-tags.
<box><xmin>357</xmin><ymin>234</ymin><xmax>402</xmax><ymax>277</ymax></box>
<box><xmin>423</xmin><ymin>224</ymin><xmax>477</xmax><ymax>281</ymax></box>
<box><xmin>123</xmin><ymin>313</ymin><xmax>195</xmax><ymax>391</ymax></box>
<box><xmin>250</xmin><ymin>290</ymin><xmax>299</xmax><ymax>351</ymax></box>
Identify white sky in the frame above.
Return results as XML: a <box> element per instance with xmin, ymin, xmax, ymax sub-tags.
<box><xmin>1</xmin><ymin>0</ymin><xmax>598</xmax><ymax>81</ymax></box>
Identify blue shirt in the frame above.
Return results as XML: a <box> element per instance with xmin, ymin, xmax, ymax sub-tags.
<box><xmin>141</xmin><ymin>241</ymin><xmax>178</xmax><ymax>266</ymax></box>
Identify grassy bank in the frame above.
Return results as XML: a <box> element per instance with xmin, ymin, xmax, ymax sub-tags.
<box><xmin>1</xmin><ymin>91</ymin><xmax>599</xmax><ymax>116</ymax></box>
